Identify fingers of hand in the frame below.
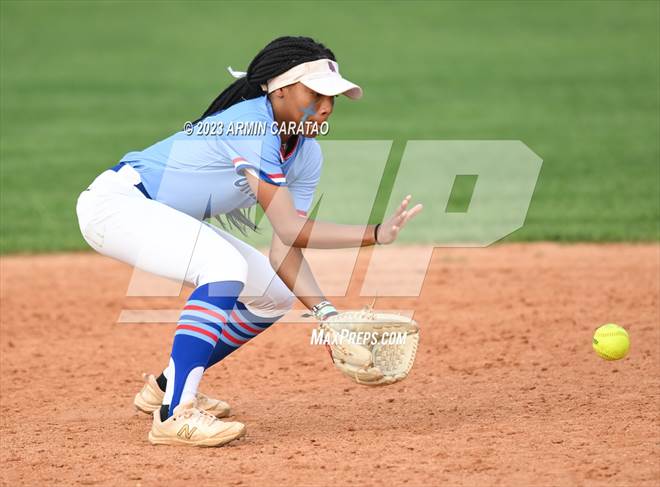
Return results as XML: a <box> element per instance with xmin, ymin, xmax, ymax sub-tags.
<box><xmin>387</xmin><ymin>197</ymin><xmax>420</xmax><ymax>239</ymax></box>
<box><xmin>396</xmin><ymin>197</ymin><xmax>410</xmax><ymax>216</ymax></box>
<box><xmin>402</xmin><ymin>204</ymin><xmax>423</xmax><ymax>225</ymax></box>
<box><xmin>396</xmin><ymin>203</ymin><xmax>422</xmax><ymax>229</ymax></box>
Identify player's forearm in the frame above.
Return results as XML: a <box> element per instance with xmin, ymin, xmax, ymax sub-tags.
<box><xmin>278</xmin><ymin>218</ymin><xmax>378</xmax><ymax>249</ymax></box>
<box><xmin>269</xmin><ymin>239</ymin><xmax>327</xmax><ymax>310</ymax></box>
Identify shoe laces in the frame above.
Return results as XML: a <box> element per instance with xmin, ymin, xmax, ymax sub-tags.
<box><xmin>178</xmin><ymin>406</ymin><xmax>217</xmax><ymax>427</ymax></box>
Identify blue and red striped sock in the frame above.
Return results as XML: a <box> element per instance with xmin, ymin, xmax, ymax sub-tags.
<box><xmin>205</xmin><ymin>300</ymin><xmax>283</xmax><ymax>369</ymax></box>
<box><xmin>162</xmin><ymin>280</ymin><xmax>243</xmax><ymax>419</ymax></box>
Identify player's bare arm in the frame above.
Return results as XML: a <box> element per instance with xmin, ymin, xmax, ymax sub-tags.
<box><xmin>245</xmin><ymin>169</ymin><xmax>423</xmax><ymax>248</ymax></box>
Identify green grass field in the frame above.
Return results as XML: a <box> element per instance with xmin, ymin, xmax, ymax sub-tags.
<box><xmin>1</xmin><ymin>1</ymin><xmax>658</xmax><ymax>252</ymax></box>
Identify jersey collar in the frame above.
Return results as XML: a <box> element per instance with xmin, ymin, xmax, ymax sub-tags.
<box><xmin>280</xmin><ymin>135</ymin><xmax>300</xmax><ymax>162</ymax></box>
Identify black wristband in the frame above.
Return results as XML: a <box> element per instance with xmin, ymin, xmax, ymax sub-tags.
<box><xmin>374</xmin><ymin>223</ymin><xmax>382</xmax><ymax>245</ymax></box>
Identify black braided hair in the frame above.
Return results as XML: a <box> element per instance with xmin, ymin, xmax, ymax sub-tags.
<box><xmin>194</xmin><ymin>36</ymin><xmax>336</xmax><ymax>123</ymax></box>
<box><xmin>204</xmin><ymin>36</ymin><xmax>336</xmax><ymax>234</ymax></box>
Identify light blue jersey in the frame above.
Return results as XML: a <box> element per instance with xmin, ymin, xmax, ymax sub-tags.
<box><xmin>119</xmin><ymin>96</ymin><xmax>322</xmax><ymax>220</ymax></box>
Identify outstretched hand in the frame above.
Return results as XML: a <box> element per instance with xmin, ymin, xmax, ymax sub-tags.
<box><xmin>376</xmin><ymin>195</ymin><xmax>423</xmax><ymax>245</ymax></box>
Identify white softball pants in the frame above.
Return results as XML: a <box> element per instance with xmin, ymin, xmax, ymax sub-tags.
<box><xmin>75</xmin><ymin>165</ymin><xmax>294</xmax><ymax>318</ymax></box>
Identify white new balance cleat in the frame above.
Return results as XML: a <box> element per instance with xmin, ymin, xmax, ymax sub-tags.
<box><xmin>133</xmin><ymin>373</ymin><xmax>231</xmax><ymax>418</ymax></box>
<box><xmin>148</xmin><ymin>401</ymin><xmax>246</xmax><ymax>447</ymax></box>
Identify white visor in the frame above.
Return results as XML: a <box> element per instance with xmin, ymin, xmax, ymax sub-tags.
<box><xmin>263</xmin><ymin>59</ymin><xmax>363</xmax><ymax>100</ymax></box>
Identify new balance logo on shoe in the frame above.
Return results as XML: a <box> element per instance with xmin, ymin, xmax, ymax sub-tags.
<box><xmin>177</xmin><ymin>424</ymin><xmax>197</xmax><ymax>440</ymax></box>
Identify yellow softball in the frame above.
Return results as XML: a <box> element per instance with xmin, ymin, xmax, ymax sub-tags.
<box><xmin>592</xmin><ymin>324</ymin><xmax>630</xmax><ymax>361</ymax></box>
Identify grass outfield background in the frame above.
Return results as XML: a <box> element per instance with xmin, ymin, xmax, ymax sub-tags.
<box><xmin>1</xmin><ymin>0</ymin><xmax>658</xmax><ymax>252</ymax></box>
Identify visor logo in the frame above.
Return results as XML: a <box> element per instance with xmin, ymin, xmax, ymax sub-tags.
<box><xmin>328</xmin><ymin>61</ymin><xmax>336</xmax><ymax>72</ymax></box>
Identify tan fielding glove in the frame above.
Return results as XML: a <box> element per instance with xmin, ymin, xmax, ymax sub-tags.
<box><xmin>318</xmin><ymin>309</ymin><xmax>419</xmax><ymax>386</ymax></box>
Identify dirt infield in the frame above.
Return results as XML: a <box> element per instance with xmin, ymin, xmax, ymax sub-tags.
<box><xmin>1</xmin><ymin>244</ymin><xmax>658</xmax><ymax>487</ymax></box>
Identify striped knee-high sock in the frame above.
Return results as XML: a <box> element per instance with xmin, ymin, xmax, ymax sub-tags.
<box><xmin>205</xmin><ymin>301</ymin><xmax>282</xmax><ymax>369</ymax></box>
<box><xmin>162</xmin><ymin>280</ymin><xmax>243</xmax><ymax>418</ymax></box>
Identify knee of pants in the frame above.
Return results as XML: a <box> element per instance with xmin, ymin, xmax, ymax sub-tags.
<box><xmin>189</xmin><ymin>232</ymin><xmax>249</xmax><ymax>287</ymax></box>
<box><xmin>242</xmin><ymin>285</ymin><xmax>294</xmax><ymax>318</ymax></box>
<box><xmin>196</xmin><ymin>254</ymin><xmax>249</xmax><ymax>288</ymax></box>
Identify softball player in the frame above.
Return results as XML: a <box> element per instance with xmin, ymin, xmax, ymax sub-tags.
<box><xmin>76</xmin><ymin>36</ymin><xmax>422</xmax><ymax>447</ymax></box>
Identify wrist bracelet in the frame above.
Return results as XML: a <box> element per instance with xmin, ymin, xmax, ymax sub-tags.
<box><xmin>374</xmin><ymin>223</ymin><xmax>382</xmax><ymax>245</ymax></box>
<box><xmin>312</xmin><ymin>300</ymin><xmax>338</xmax><ymax>321</ymax></box>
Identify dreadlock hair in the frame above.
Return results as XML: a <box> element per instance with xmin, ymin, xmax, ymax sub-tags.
<box><xmin>196</xmin><ymin>36</ymin><xmax>336</xmax><ymax>235</ymax></box>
